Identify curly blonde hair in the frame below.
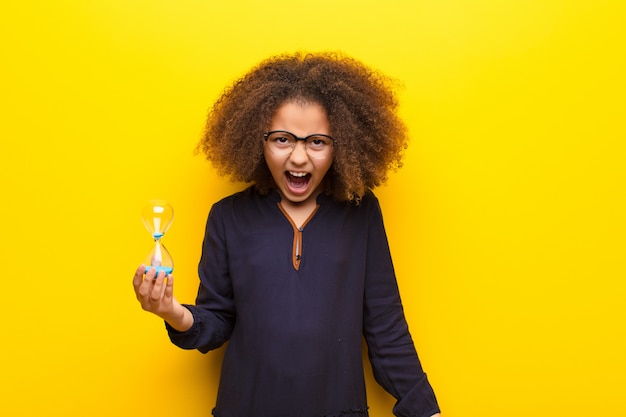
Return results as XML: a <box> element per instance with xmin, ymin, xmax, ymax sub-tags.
<box><xmin>198</xmin><ymin>52</ymin><xmax>408</xmax><ymax>202</ymax></box>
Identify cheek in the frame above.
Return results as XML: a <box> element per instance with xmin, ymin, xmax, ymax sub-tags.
<box><xmin>263</xmin><ymin>149</ymin><xmax>284</xmax><ymax>176</ymax></box>
<box><xmin>317</xmin><ymin>158</ymin><xmax>334</xmax><ymax>177</ymax></box>
<box><xmin>263</xmin><ymin>148</ymin><xmax>275</xmax><ymax>167</ymax></box>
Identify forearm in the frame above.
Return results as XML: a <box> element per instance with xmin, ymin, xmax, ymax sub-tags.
<box><xmin>161</xmin><ymin>302</ymin><xmax>194</xmax><ymax>332</ymax></box>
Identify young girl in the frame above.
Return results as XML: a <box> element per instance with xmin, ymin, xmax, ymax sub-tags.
<box><xmin>133</xmin><ymin>52</ymin><xmax>441</xmax><ymax>417</ymax></box>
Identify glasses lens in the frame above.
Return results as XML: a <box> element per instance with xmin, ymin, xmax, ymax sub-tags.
<box><xmin>304</xmin><ymin>135</ymin><xmax>333</xmax><ymax>158</ymax></box>
<box><xmin>266</xmin><ymin>132</ymin><xmax>296</xmax><ymax>156</ymax></box>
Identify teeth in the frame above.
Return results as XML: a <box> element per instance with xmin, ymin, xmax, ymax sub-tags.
<box><xmin>289</xmin><ymin>172</ymin><xmax>308</xmax><ymax>177</ymax></box>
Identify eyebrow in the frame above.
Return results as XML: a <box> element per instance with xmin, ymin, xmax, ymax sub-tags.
<box><xmin>266</xmin><ymin>130</ymin><xmax>334</xmax><ymax>139</ymax></box>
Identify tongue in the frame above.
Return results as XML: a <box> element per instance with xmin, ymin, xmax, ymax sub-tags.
<box><xmin>288</xmin><ymin>174</ymin><xmax>309</xmax><ymax>190</ymax></box>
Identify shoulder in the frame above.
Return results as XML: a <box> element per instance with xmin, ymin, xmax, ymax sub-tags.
<box><xmin>209</xmin><ymin>185</ymin><xmax>278</xmax><ymax>220</ymax></box>
<box><xmin>320</xmin><ymin>189</ymin><xmax>379</xmax><ymax>207</ymax></box>
<box><xmin>320</xmin><ymin>190</ymin><xmax>383</xmax><ymax>222</ymax></box>
<box><xmin>360</xmin><ymin>190</ymin><xmax>380</xmax><ymax>207</ymax></box>
<box><xmin>212</xmin><ymin>185</ymin><xmax>270</xmax><ymax>207</ymax></box>
<box><xmin>351</xmin><ymin>190</ymin><xmax>382</xmax><ymax>214</ymax></box>
<box><xmin>360</xmin><ymin>191</ymin><xmax>384</xmax><ymax>222</ymax></box>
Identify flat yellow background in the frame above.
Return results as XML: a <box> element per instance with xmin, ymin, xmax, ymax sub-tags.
<box><xmin>1</xmin><ymin>1</ymin><xmax>624</xmax><ymax>416</ymax></box>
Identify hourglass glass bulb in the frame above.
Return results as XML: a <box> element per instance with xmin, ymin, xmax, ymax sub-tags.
<box><xmin>142</xmin><ymin>200</ymin><xmax>174</xmax><ymax>238</ymax></box>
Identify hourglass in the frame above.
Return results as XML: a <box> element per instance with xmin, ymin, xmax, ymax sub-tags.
<box><xmin>142</xmin><ymin>200</ymin><xmax>174</xmax><ymax>276</ymax></box>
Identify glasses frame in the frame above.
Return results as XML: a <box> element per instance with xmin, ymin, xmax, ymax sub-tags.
<box><xmin>263</xmin><ymin>130</ymin><xmax>335</xmax><ymax>159</ymax></box>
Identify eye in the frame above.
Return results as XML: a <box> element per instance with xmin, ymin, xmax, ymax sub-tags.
<box><xmin>268</xmin><ymin>132</ymin><xmax>294</xmax><ymax>147</ymax></box>
<box><xmin>307</xmin><ymin>136</ymin><xmax>331</xmax><ymax>148</ymax></box>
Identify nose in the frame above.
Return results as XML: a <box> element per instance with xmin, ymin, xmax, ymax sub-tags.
<box><xmin>289</xmin><ymin>141</ymin><xmax>309</xmax><ymax>164</ymax></box>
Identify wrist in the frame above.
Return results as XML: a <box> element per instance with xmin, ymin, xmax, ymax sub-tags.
<box><xmin>163</xmin><ymin>303</ymin><xmax>194</xmax><ymax>332</ymax></box>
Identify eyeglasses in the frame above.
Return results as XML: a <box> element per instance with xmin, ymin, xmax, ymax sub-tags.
<box><xmin>263</xmin><ymin>130</ymin><xmax>334</xmax><ymax>159</ymax></box>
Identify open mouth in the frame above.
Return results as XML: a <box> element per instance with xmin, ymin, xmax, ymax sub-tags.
<box><xmin>285</xmin><ymin>171</ymin><xmax>311</xmax><ymax>193</ymax></box>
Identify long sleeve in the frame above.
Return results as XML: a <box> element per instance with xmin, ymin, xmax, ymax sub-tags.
<box><xmin>362</xmin><ymin>199</ymin><xmax>440</xmax><ymax>417</ymax></box>
<box><xmin>166</xmin><ymin>204</ymin><xmax>236</xmax><ymax>353</ymax></box>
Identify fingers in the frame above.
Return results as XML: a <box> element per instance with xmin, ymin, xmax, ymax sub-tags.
<box><xmin>150</xmin><ymin>270</ymin><xmax>168</xmax><ymax>303</ymax></box>
<box><xmin>133</xmin><ymin>265</ymin><xmax>175</xmax><ymax>316</ymax></box>
<box><xmin>132</xmin><ymin>264</ymin><xmax>146</xmax><ymax>289</ymax></box>
<box><xmin>144</xmin><ymin>266</ymin><xmax>157</xmax><ymax>280</ymax></box>
<box><xmin>164</xmin><ymin>273</ymin><xmax>174</xmax><ymax>299</ymax></box>
<box><xmin>135</xmin><ymin>267</ymin><xmax>154</xmax><ymax>300</ymax></box>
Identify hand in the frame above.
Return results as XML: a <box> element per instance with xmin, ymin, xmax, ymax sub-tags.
<box><xmin>132</xmin><ymin>265</ymin><xmax>193</xmax><ymax>332</ymax></box>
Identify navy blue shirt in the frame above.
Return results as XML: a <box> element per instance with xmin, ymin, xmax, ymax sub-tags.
<box><xmin>167</xmin><ymin>187</ymin><xmax>439</xmax><ymax>417</ymax></box>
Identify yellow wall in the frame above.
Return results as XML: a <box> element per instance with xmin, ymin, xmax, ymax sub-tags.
<box><xmin>2</xmin><ymin>1</ymin><xmax>625</xmax><ymax>416</ymax></box>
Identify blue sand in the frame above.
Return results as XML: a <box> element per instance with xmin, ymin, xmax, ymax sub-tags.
<box><xmin>145</xmin><ymin>266</ymin><xmax>173</xmax><ymax>275</ymax></box>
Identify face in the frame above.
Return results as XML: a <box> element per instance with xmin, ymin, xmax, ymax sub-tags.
<box><xmin>264</xmin><ymin>101</ymin><xmax>333</xmax><ymax>206</ymax></box>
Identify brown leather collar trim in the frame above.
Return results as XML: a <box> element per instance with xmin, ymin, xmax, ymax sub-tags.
<box><xmin>277</xmin><ymin>203</ymin><xmax>320</xmax><ymax>271</ymax></box>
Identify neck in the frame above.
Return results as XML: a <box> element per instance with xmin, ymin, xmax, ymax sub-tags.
<box><xmin>278</xmin><ymin>191</ymin><xmax>321</xmax><ymax>229</ymax></box>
